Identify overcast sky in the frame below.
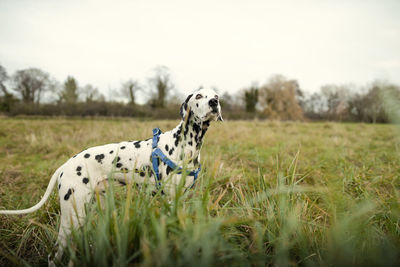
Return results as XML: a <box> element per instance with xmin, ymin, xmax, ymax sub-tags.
<box><xmin>1</xmin><ymin>0</ymin><xmax>399</xmax><ymax>102</ymax></box>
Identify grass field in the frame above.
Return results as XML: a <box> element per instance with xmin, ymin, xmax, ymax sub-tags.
<box><xmin>0</xmin><ymin>118</ymin><xmax>399</xmax><ymax>266</ymax></box>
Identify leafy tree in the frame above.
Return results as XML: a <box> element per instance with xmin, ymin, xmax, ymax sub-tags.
<box><xmin>60</xmin><ymin>76</ymin><xmax>79</xmax><ymax>104</ymax></box>
<box><xmin>12</xmin><ymin>68</ymin><xmax>51</xmax><ymax>103</ymax></box>
<box><xmin>243</xmin><ymin>85</ymin><xmax>258</xmax><ymax>113</ymax></box>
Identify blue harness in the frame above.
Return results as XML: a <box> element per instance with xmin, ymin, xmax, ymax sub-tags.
<box><xmin>151</xmin><ymin>128</ymin><xmax>201</xmax><ymax>190</ymax></box>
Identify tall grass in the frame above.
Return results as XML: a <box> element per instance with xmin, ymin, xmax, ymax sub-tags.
<box><xmin>58</xmin><ymin>153</ymin><xmax>399</xmax><ymax>267</ymax></box>
<box><xmin>0</xmin><ymin>119</ymin><xmax>399</xmax><ymax>266</ymax></box>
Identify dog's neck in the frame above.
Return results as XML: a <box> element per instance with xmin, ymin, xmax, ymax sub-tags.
<box><xmin>169</xmin><ymin>112</ymin><xmax>210</xmax><ymax>166</ymax></box>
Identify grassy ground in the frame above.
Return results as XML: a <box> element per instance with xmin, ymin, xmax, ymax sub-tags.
<box><xmin>0</xmin><ymin>118</ymin><xmax>399</xmax><ymax>266</ymax></box>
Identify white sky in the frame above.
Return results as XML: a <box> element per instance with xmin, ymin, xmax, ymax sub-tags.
<box><xmin>1</xmin><ymin>0</ymin><xmax>399</xmax><ymax>102</ymax></box>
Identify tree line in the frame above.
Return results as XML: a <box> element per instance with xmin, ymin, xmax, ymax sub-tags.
<box><xmin>224</xmin><ymin>75</ymin><xmax>400</xmax><ymax>123</ymax></box>
<box><xmin>1</xmin><ymin>64</ymin><xmax>399</xmax><ymax>123</ymax></box>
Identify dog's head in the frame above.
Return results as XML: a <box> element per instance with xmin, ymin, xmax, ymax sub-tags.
<box><xmin>180</xmin><ymin>88</ymin><xmax>223</xmax><ymax>123</ymax></box>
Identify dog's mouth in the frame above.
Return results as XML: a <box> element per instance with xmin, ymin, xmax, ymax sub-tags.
<box><xmin>204</xmin><ymin>109</ymin><xmax>223</xmax><ymax>122</ymax></box>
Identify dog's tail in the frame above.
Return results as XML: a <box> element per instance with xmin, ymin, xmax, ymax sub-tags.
<box><xmin>0</xmin><ymin>171</ymin><xmax>58</xmax><ymax>215</ymax></box>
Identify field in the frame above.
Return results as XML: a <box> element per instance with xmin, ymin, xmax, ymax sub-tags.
<box><xmin>0</xmin><ymin>118</ymin><xmax>399</xmax><ymax>266</ymax></box>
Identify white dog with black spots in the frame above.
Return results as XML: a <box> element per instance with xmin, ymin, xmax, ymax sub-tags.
<box><xmin>0</xmin><ymin>88</ymin><xmax>223</xmax><ymax>266</ymax></box>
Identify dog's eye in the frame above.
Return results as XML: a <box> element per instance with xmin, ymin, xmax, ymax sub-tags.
<box><xmin>195</xmin><ymin>94</ymin><xmax>203</xmax><ymax>100</ymax></box>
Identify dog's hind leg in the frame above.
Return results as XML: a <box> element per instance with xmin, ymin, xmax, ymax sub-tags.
<box><xmin>49</xmin><ymin>187</ymin><xmax>92</xmax><ymax>266</ymax></box>
<box><xmin>49</xmin><ymin>214</ymin><xmax>70</xmax><ymax>266</ymax></box>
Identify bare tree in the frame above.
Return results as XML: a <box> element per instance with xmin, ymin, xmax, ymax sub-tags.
<box><xmin>0</xmin><ymin>65</ymin><xmax>18</xmax><ymax>112</ymax></box>
<box><xmin>82</xmin><ymin>84</ymin><xmax>105</xmax><ymax>103</ymax></box>
<box><xmin>60</xmin><ymin>76</ymin><xmax>79</xmax><ymax>104</ymax></box>
<box><xmin>0</xmin><ymin>65</ymin><xmax>10</xmax><ymax>96</ymax></box>
<box><xmin>220</xmin><ymin>91</ymin><xmax>234</xmax><ymax>111</ymax></box>
<box><xmin>148</xmin><ymin>66</ymin><xmax>174</xmax><ymax>108</ymax></box>
<box><xmin>349</xmin><ymin>81</ymin><xmax>399</xmax><ymax>123</ymax></box>
<box><xmin>120</xmin><ymin>79</ymin><xmax>141</xmax><ymax>105</ymax></box>
<box><xmin>302</xmin><ymin>92</ymin><xmax>326</xmax><ymax>120</ymax></box>
<box><xmin>12</xmin><ymin>68</ymin><xmax>51</xmax><ymax>103</ymax></box>
<box><xmin>259</xmin><ymin>75</ymin><xmax>304</xmax><ymax>120</ymax></box>
<box><xmin>320</xmin><ymin>84</ymin><xmax>351</xmax><ymax>120</ymax></box>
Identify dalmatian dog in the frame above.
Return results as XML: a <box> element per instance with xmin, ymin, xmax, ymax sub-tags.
<box><xmin>0</xmin><ymin>88</ymin><xmax>223</xmax><ymax>266</ymax></box>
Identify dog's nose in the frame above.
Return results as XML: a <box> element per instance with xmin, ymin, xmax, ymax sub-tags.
<box><xmin>209</xmin><ymin>98</ymin><xmax>218</xmax><ymax>108</ymax></box>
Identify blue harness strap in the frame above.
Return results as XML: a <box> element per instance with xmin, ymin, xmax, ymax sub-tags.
<box><xmin>151</xmin><ymin>127</ymin><xmax>201</xmax><ymax>190</ymax></box>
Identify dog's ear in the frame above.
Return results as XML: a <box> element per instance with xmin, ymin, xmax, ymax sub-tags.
<box><xmin>180</xmin><ymin>94</ymin><xmax>193</xmax><ymax>120</ymax></box>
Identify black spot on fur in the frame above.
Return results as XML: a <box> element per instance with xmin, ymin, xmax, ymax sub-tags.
<box><xmin>188</xmin><ymin>141</ymin><xmax>193</xmax><ymax>146</ymax></box>
<box><xmin>58</xmin><ymin>183</ymin><xmax>61</xmax><ymax>189</ymax></box>
<box><xmin>116</xmin><ymin>163</ymin><xmax>123</xmax><ymax>168</ymax></box>
<box><xmin>193</xmin><ymin>123</ymin><xmax>201</xmax><ymax>134</ymax></box>
<box><xmin>184</xmin><ymin>111</ymin><xmax>193</xmax><ymax>137</ymax></box>
<box><xmin>60</xmin><ymin>172</ymin><xmax>63</xmax><ymax>178</ymax></box>
<box><xmin>190</xmin><ymin>132</ymin><xmax>193</xmax><ymax>139</ymax></box>
<box><xmin>95</xmin><ymin>154</ymin><xmax>105</xmax><ymax>163</ymax></box>
<box><xmin>166</xmin><ymin>166</ymin><xmax>174</xmax><ymax>175</ymax></box>
<box><xmin>84</xmin><ymin>153</ymin><xmax>90</xmax><ymax>158</ymax></box>
<box><xmin>169</xmin><ymin>148</ymin><xmax>174</xmax><ymax>156</ymax></box>
<box><xmin>180</xmin><ymin>94</ymin><xmax>193</xmax><ymax>119</ymax></box>
<box><xmin>77</xmin><ymin>172</ymin><xmax>81</xmax><ymax>176</ymax></box>
<box><xmin>134</xmin><ymin>141</ymin><xmax>141</xmax><ymax>148</ymax></box>
<box><xmin>174</xmin><ymin>125</ymin><xmax>182</xmax><ymax>147</ymax></box>
<box><xmin>82</xmin><ymin>177</ymin><xmax>89</xmax><ymax>184</ymax></box>
<box><xmin>64</xmin><ymin>188</ymin><xmax>73</xmax><ymax>201</ymax></box>
<box><xmin>165</xmin><ymin>144</ymin><xmax>169</xmax><ymax>151</ymax></box>
<box><xmin>119</xmin><ymin>181</ymin><xmax>126</xmax><ymax>186</ymax></box>
<box><xmin>196</xmin><ymin>103</ymin><xmax>199</xmax><ymax>107</ymax></box>
<box><xmin>129</xmin><ymin>158</ymin><xmax>132</xmax><ymax>161</ymax></box>
<box><xmin>109</xmin><ymin>150</ymin><xmax>114</xmax><ymax>154</ymax></box>
<box><xmin>144</xmin><ymin>165</ymin><xmax>153</xmax><ymax>177</ymax></box>
<box><xmin>113</xmin><ymin>156</ymin><xmax>121</xmax><ymax>163</ymax></box>
<box><xmin>73</xmin><ymin>154</ymin><xmax>77</xmax><ymax>158</ymax></box>
<box><xmin>120</xmin><ymin>146</ymin><xmax>126</xmax><ymax>149</ymax></box>
<box><xmin>121</xmin><ymin>167</ymin><xmax>128</xmax><ymax>173</ymax></box>
<box><xmin>196</xmin><ymin>128</ymin><xmax>208</xmax><ymax>148</ymax></box>
<box><xmin>140</xmin><ymin>171</ymin><xmax>145</xmax><ymax>177</ymax></box>
<box><xmin>76</xmin><ymin>166</ymin><xmax>82</xmax><ymax>171</ymax></box>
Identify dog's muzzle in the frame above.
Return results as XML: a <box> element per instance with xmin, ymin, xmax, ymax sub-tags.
<box><xmin>209</xmin><ymin>98</ymin><xmax>219</xmax><ymax>113</ymax></box>
<box><xmin>208</xmin><ymin>98</ymin><xmax>223</xmax><ymax>121</ymax></box>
